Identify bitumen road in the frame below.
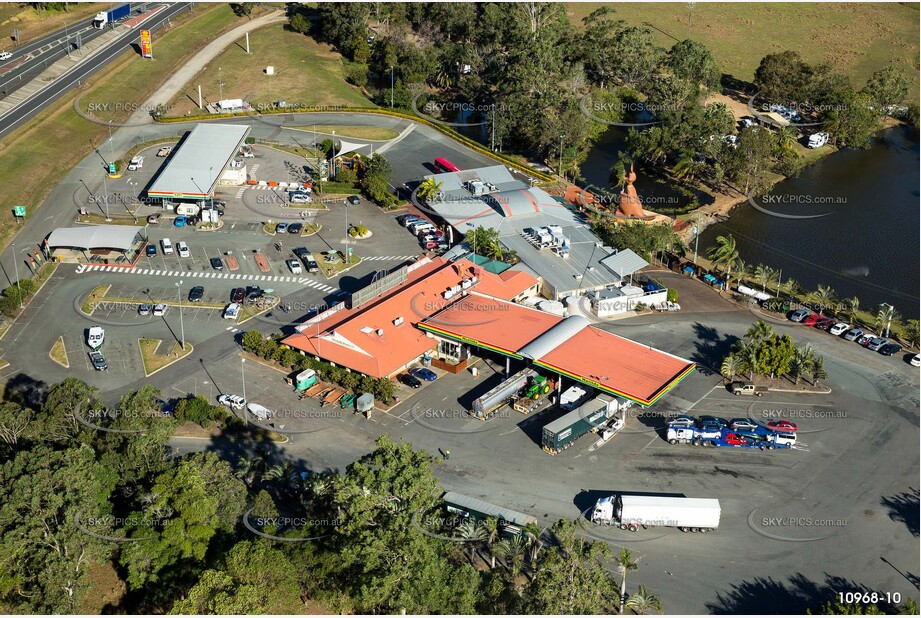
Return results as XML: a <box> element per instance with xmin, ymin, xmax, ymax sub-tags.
<box><xmin>0</xmin><ymin>2</ymin><xmax>189</xmax><ymax>139</ymax></box>
<box><xmin>0</xmin><ymin>91</ymin><xmax>915</xmax><ymax>613</ymax></box>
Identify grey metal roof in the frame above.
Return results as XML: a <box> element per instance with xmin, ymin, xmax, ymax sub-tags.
<box><xmin>147</xmin><ymin>124</ymin><xmax>250</xmax><ymax>198</ymax></box>
<box><xmin>600</xmin><ymin>249</ymin><xmax>649</xmax><ymax>279</ymax></box>
<box><xmin>47</xmin><ymin>225</ymin><xmax>143</xmax><ymax>251</ymax></box>
<box><xmin>519</xmin><ymin>315</ymin><xmax>590</xmax><ymax>360</ymax></box>
<box><xmin>442</xmin><ymin>491</ymin><xmax>537</xmax><ymax>527</ymax></box>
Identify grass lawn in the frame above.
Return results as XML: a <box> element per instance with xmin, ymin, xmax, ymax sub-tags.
<box><xmin>287</xmin><ymin>125</ymin><xmax>399</xmax><ymax>141</ymax></box>
<box><xmin>139</xmin><ymin>338</ymin><xmax>192</xmax><ymax>376</ymax></box>
<box><xmin>0</xmin><ymin>3</ymin><xmax>106</xmax><ymax>47</ymax></box>
<box><xmin>315</xmin><ymin>252</ymin><xmax>361</xmax><ymax>278</ymax></box>
<box><xmin>0</xmin><ymin>4</ymin><xmax>246</xmax><ymax>253</ymax></box>
<box><xmin>82</xmin><ymin>284</ymin><xmax>112</xmax><ymax>314</ymax></box>
<box><xmin>49</xmin><ymin>336</ymin><xmax>68</xmax><ymax>368</ymax></box>
<box><xmin>167</xmin><ymin>22</ymin><xmax>374</xmax><ymax>115</ymax></box>
<box><xmin>567</xmin><ymin>3</ymin><xmax>919</xmax><ymax>101</ymax></box>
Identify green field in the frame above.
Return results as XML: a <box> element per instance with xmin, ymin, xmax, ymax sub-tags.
<box><xmin>567</xmin><ymin>3</ymin><xmax>920</xmax><ymax>100</ymax></box>
<box><xmin>167</xmin><ymin>23</ymin><xmax>374</xmax><ymax>115</ymax></box>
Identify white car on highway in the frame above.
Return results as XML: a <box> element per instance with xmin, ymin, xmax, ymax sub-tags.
<box><xmin>0</xmin><ymin>52</ymin><xmax>12</xmax><ymax>61</ymax></box>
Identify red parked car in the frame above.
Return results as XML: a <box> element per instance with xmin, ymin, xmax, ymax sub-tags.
<box><xmin>802</xmin><ymin>314</ymin><xmax>821</xmax><ymax>326</ymax></box>
<box><xmin>814</xmin><ymin>317</ymin><xmax>836</xmax><ymax>329</ymax></box>
<box><xmin>768</xmin><ymin>420</ymin><xmax>798</xmax><ymax>432</ymax></box>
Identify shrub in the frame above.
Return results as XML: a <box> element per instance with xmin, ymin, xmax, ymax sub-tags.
<box><xmin>333</xmin><ymin>168</ymin><xmax>358</xmax><ymax>184</ymax></box>
<box><xmin>174</xmin><ymin>395</ymin><xmax>227</xmax><ymax>427</ymax></box>
<box><xmin>245</xmin><ymin>136</ymin><xmax>256</xmax><ymax>145</ymax></box>
<box><xmin>343</xmin><ymin>62</ymin><xmax>369</xmax><ymax>88</ymax></box>
<box><xmin>348</xmin><ymin>225</ymin><xmax>369</xmax><ymax>238</ymax></box>
<box><xmin>667</xmin><ymin>288</ymin><xmax>679</xmax><ymax>303</ymax></box>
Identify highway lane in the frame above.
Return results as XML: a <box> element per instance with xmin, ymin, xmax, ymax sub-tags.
<box><xmin>0</xmin><ymin>2</ymin><xmax>189</xmax><ymax>139</ymax></box>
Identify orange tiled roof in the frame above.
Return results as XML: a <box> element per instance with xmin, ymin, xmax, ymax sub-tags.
<box><xmin>281</xmin><ymin>256</ymin><xmax>538</xmax><ymax>378</ymax></box>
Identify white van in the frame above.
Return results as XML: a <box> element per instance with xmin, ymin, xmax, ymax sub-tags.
<box><xmin>409</xmin><ymin>221</ymin><xmax>435</xmax><ymax>235</ymax></box>
<box><xmin>176</xmin><ymin>241</ymin><xmax>190</xmax><ymax>258</ymax></box>
<box><xmin>160</xmin><ymin>238</ymin><xmax>173</xmax><ymax>255</ymax></box>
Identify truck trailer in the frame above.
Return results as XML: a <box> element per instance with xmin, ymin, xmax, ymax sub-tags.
<box><xmin>93</xmin><ymin>4</ymin><xmax>130</xmax><ymax>29</ymax></box>
<box><xmin>542</xmin><ymin>394</ymin><xmax>616</xmax><ymax>454</ymax></box>
<box><xmin>591</xmin><ymin>494</ymin><xmax>721</xmax><ymax>532</ymax></box>
<box><xmin>471</xmin><ymin>368</ymin><xmax>537</xmax><ymax>419</ymax></box>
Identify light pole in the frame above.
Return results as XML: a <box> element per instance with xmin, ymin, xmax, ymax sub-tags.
<box><xmin>11</xmin><ymin>243</ymin><xmax>22</xmax><ymax>308</ymax></box>
<box><xmin>881</xmin><ymin>303</ymin><xmax>894</xmax><ymax>338</ymax></box>
<box><xmin>108</xmin><ymin>120</ymin><xmax>114</xmax><ymax>164</ymax></box>
<box><xmin>557</xmin><ymin>134</ymin><xmax>564</xmax><ymax>178</ymax></box>
<box><xmin>692</xmin><ymin>213</ymin><xmax>701</xmax><ymax>264</ymax></box>
<box><xmin>390</xmin><ymin>66</ymin><xmax>394</xmax><ymax>108</ymax></box>
<box><xmin>101</xmin><ymin>171</ymin><xmax>111</xmax><ymax>221</ymax></box>
<box><xmin>175</xmin><ymin>280</ymin><xmax>185</xmax><ymax>351</ymax></box>
<box><xmin>241</xmin><ymin>357</ymin><xmax>246</xmax><ymax>402</ymax></box>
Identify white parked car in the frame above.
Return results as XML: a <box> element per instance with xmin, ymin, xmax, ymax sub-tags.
<box><xmin>808</xmin><ymin>132</ymin><xmax>829</xmax><ymax>149</ymax></box>
<box><xmin>127</xmin><ymin>155</ymin><xmax>144</xmax><ymax>171</ymax></box>
<box><xmin>911</xmin><ymin>355</ymin><xmax>920</xmax><ymax>367</ymax></box>
<box><xmin>218</xmin><ymin>394</ymin><xmax>246</xmax><ymax>410</ymax></box>
<box><xmin>286</xmin><ymin>259</ymin><xmax>302</xmax><ymax>274</ymax></box>
<box><xmin>246</xmin><ymin>402</ymin><xmax>272</xmax><ymax>420</ymax></box>
<box><xmin>223</xmin><ymin>302</ymin><xmax>241</xmax><ymax>320</ymax></box>
<box><xmin>176</xmin><ymin>241</ymin><xmax>190</xmax><ymax>258</ymax></box>
<box><xmin>829</xmin><ymin>322</ymin><xmax>850</xmax><ymax>336</ymax></box>
<box><xmin>153</xmin><ymin>303</ymin><xmax>167</xmax><ymax>317</ymax></box>
<box><xmin>157</xmin><ymin>146</ymin><xmax>172</xmax><ymax>157</ymax></box>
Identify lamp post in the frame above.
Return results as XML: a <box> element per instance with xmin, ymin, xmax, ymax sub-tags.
<box><xmin>880</xmin><ymin>303</ymin><xmax>894</xmax><ymax>338</ymax></box>
<box><xmin>102</xmin><ymin>171</ymin><xmax>111</xmax><ymax>221</ymax></box>
<box><xmin>11</xmin><ymin>243</ymin><xmax>22</xmax><ymax>308</ymax></box>
<box><xmin>692</xmin><ymin>213</ymin><xmax>701</xmax><ymax>264</ymax></box>
<box><xmin>175</xmin><ymin>280</ymin><xmax>185</xmax><ymax>351</ymax></box>
<box><xmin>558</xmin><ymin>134</ymin><xmax>564</xmax><ymax>178</ymax></box>
<box><xmin>241</xmin><ymin>357</ymin><xmax>246</xmax><ymax>403</ymax></box>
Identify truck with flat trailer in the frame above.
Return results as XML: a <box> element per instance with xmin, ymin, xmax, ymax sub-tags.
<box><xmin>542</xmin><ymin>394</ymin><xmax>617</xmax><ymax>454</ymax></box>
<box><xmin>591</xmin><ymin>494</ymin><xmax>721</xmax><ymax>532</ymax></box>
<box><xmin>93</xmin><ymin>4</ymin><xmax>130</xmax><ymax>29</ymax></box>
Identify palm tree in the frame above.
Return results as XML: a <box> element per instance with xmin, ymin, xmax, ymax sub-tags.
<box><xmin>707</xmin><ymin>234</ymin><xmax>739</xmax><ymax>280</ymax></box>
<box><xmin>754</xmin><ymin>264</ymin><xmax>776</xmax><ymax>293</ymax></box>
<box><xmin>788</xmin><ymin>355</ymin><xmax>806</xmax><ymax>385</ymax></box>
<box><xmin>810</xmin><ymin>285</ymin><xmax>837</xmax><ymax>316</ymax></box>
<box><xmin>790</xmin><ymin>344</ymin><xmax>815</xmax><ymax>384</ymax></box>
<box><xmin>615</xmin><ymin>547</ymin><xmax>640</xmax><ymax>614</ymax></box>
<box><xmin>264</xmin><ymin>460</ymin><xmax>300</xmax><ymax>493</ymax></box>
<box><xmin>811</xmin><ymin>355</ymin><xmax>828</xmax><ymax>386</ymax></box>
<box><xmin>876</xmin><ymin>304</ymin><xmax>895</xmax><ymax>337</ymax></box>
<box><xmin>416</xmin><ymin>177</ymin><xmax>443</xmax><ymax>201</ymax></box>
<box><xmin>738</xmin><ymin>343</ymin><xmax>760</xmax><ymax>381</ymax></box>
<box><xmin>745</xmin><ymin>320</ymin><xmax>774</xmax><ymax>345</ymax></box>
<box><xmin>844</xmin><ymin>296</ymin><xmax>860</xmax><ymax>325</ymax></box>
<box><xmin>672</xmin><ymin>151</ymin><xmax>705</xmax><ymax>183</ymax></box>
<box><xmin>783</xmin><ymin>277</ymin><xmax>806</xmax><ymax>298</ymax></box>
<box><xmin>626</xmin><ymin>585</ymin><xmax>663</xmax><ymax>615</ymax></box>
<box><xmin>494</xmin><ymin>535</ymin><xmax>527</xmax><ymax>580</ymax></box>
<box><xmin>774</xmin><ymin>126</ymin><xmax>798</xmax><ymax>158</ymax></box>
<box><xmin>456</xmin><ymin>519</ymin><xmax>486</xmax><ymax>564</ymax></box>
<box><xmin>234</xmin><ymin>456</ymin><xmax>263</xmax><ymax>488</ymax></box>
<box><xmin>721</xmin><ymin>354</ymin><xmax>742</xmax><ymax>382</ymax></box>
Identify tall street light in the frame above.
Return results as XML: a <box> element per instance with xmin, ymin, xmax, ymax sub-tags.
<box><xmin>11</xmin><ymin>243</ymin><xmax>22</xmax><ymax>308</ymax></box>
<box><xmin>390</xmin><ymin>66</ymin><xmax>394</xmax><ymax>108</ymax></box>
<box><xmin>175</xmin><ymin>280</ymin><xmax>185</xmax><ymax>351</ymax></box>
<box><xmin>557</xmin><ymin>134</ymin><xmax>565</xmax><ymax>178</ymax></box>
<box><xmin>241</xmin><ymin>357</ymin><xmax>246</xmax><ymax>403</ymax></box>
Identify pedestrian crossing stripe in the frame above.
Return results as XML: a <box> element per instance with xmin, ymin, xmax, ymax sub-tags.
<box><xmin>364</xmin><ymin>256</ymin><xmax>416</xmax><ymax>261</ymax></box>
<box><xmin>76</xmin><ymin>265</ymin><xmax>336</xmax><ymax>291</ymax></box>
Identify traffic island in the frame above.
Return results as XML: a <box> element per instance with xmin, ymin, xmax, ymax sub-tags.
<box><xmin>316</xmin><ymin>252</ymin><xmax>361</xmax><ymax>279</ymax></box>
<box><xmin>300</xmin><ymin>223</ymin><xmax>321</xmax><ymax>236</ymax></box>
<box><xmin>139</xmin><ymin>339</ymin><xmax>193</xmax><ymax>377</ymax></box>
<box><xmin>81</xmin><ymin>284</ymin><xmax>112</xmax><ymax>315</ymax></box>
<box><xmin>49</xmin><ymin>336</ymin><xmax>69</xmax><ymax>368</ymax></box>
<box><xmin>348</xmin><ymin>225</ymin><xmax>373</xmax><ymax>240</ymax></box>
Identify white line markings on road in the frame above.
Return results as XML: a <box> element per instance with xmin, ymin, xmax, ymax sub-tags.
<box><xmin>74</xmin><ymin>265</ymin><xmax>335</xmax><ymax>290</ymax></box>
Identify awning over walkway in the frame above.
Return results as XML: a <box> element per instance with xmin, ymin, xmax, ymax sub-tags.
<box><xmin>47</xmin><ymin>225</ymin><xmax>143</xmax><ymax>251</ymax></box>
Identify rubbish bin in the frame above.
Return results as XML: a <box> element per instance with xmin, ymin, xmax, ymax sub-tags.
<box><xmin>422</xmin><ymin>356</ymin><xmax>432</xmax><ymax>367</ymax></box>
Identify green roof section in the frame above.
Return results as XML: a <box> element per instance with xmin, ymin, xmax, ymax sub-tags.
<box><xmin>467</xmin><ymin>253</ymin><xmax>512</xmax><ymax>274</ymax></box>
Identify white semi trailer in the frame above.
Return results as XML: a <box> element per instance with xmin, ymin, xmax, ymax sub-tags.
<box><xmin>591</xmin><ymin>494</ymin><xmax>721</xmax><ymax>532</ymax></box>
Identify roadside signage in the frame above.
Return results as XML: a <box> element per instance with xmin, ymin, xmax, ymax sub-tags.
<box><xmin>140</xmin><ymin>29</ymin><xmax>152</xmax><ymax>59</ymax></box>
<box><xmin>12</xmin><ymin>205</ymin><xmax>26</xmax><ymax>217</ymax></box>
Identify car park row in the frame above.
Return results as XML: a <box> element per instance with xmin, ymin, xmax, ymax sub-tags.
<box><xmin>788</xmin><ymin>308</ymin><xmax>905</xmax><ymax>357</ymax></box>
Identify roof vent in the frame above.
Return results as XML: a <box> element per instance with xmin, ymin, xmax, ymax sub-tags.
<box><xmin>360</xmin><ymin>326</ymin><xmax>374</xmax><ymax>334</ymax></box>
<box><xmin>393</xmin><ymin>316</ymin><xmax>404</xmax><ymax>326</ymax></box>
<box><xmin>376</xmin><ymin>329</ymin><xmax>384</xmax><ymax>337</ymax></box>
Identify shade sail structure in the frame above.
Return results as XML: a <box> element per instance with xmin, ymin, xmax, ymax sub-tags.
<box><xmin>47</xmin><ymin>225</ymin><xmax>144</xmax><ymax>251</ymax></box>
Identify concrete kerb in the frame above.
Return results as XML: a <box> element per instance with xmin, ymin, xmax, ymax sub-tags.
<box><xmin>0</xmin><ymin>262</ymin><xmax>58</xmax><ymax>341</ymax></box>
<box><xmin>139</xmin><ymin>338</ymin><xmax>194</xmax><ymax>378</ymax></box>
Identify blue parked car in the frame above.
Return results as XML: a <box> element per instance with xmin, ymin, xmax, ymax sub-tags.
<box><xmin>410</xmin><ymin>367</ymin><xmax>437</xmax><ymax>382</ymax></box>
<box><xmin>174</xmin><ymin>216</ymin><xmax>188</xmax><ymax>227</ymax></box>
<box><xmin>146</xmin><ymin>244</ymin><xmax>157</xmax><ymax>256</ymax></box>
